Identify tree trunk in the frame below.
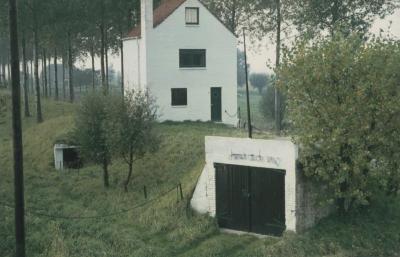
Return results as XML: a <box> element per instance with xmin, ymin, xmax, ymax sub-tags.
<box><xmin>30</xmin><ymin>58</ymin><xmax>33</xmax><ymax>93</ymax></box>
<box><xmin>43</xmin><ymin>50</ymin><xmax>48</xmax><ymax>98</ymax></box>
<box><xmin>0</xmin><ymin>57</ymin><xmax>3</xmax><ymax>86</ymax></box>
<box><xmin>100</xmin><ymin>1</ymin><xmax>107</xmax><ymax>94</ymax></box>
<box><xmin>120</xmin><ymin>30</ymin><xmax>124</xmax><ymax>96</ymax></box>
<box><xmin>62</xmin><ymin>54</ymin><xmax>66</xmax><ymax>100</ymax></box>
<box><xmin>9</xmin><ymin>0</ymin><xmax>26</xmax><ymax>255</ymax></box>
<box><xmin>91</xmin><ymin>42</ymin><xmax>95</xmax><ymax>90</ymax></box>
<box><xmin>48</xmin><ymin>56</ymin><xmax>52</xmax><ymax>97</ymax></box>
<box><xmin>54</xmin><ymin>48</ymin><xmax>58</xmax><ymax>100</ymax></box>
<box><xmin>103</xmin><ymin>159</ymin><xmax>110</xmax><ymax>188</ymax></box>
<box><xmin>124</xmin><ymin>153</ymin><xmax>134</xmax><ymax>192</ymax></box>
<box><xmin>34</xmin><ymin>28</ymin><xmax>43</xmax><ymax>123</ymax></box>
<box><xmin>274</xmin><ymin>0</ymin><xmax>282</xmax><ymax>134</ymax></box>
<box><xmin>2</xmin><ymin>56</ymin><xmax>6</xmax><ymax>86</ymax></box>
<box><xmin>22</xmin><ymin>35</ymin><xmax>30</xmax><ymax>117</ymax></box>
<box><xmin>1</xmin><ymin>58</ymin><xmax>5</xmax><ymax>86</ymax></box>
<box><xmin>7</xmin><ymin>53</ymin><xmax>11</xmax><ymax>86</ymax></box>
<box><xmin>68</xmin><ymin>33</ymin><xmax>74</xmax><ymax>102</ymax></box>
<box><xmin>105</xmin><ymin>29</ymin><xmax>109</xmax><ymax>91</ymax></box>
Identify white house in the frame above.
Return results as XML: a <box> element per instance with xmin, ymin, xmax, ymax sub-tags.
<box><xmin>123</xmin><ymin>0</ymin><xmax>238</xmax><ymax>125</ymax></box>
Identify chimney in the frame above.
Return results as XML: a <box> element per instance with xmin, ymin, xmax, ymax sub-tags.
<box><xmin>141</xmin><ymin>0</ymin><xmax>153</xmax><ymax>38</ymax></box>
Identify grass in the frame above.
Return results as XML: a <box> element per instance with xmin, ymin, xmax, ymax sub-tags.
<box><xmin>237</xmin><ymin>89</ymin><xmax>273</xmax><ymax>131</ymax></box>
<box><xmin>1</xmin><ymin>89</ymin><xmax>400</xmax><ymax>257</ymax></box>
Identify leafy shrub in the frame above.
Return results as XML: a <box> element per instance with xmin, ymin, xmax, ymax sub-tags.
<box><xmin>279</xmin><ymin>34</ymin><xmax>400</xmax><ymax>213</ymax></box>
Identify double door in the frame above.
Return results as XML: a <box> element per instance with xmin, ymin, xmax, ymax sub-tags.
<box><xmin>215</xmin><ymin>164</ymin><xmax>286</xmax><ymax>236</ymax></box>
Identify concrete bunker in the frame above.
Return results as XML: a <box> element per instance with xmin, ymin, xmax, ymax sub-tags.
<box><xmin>53</xmin><ymin>144</ymin><xmax>82</xmax><ymax>170</ymax></box>
<box><xmin>191</xmin><ymin>136</ymin><xmax>331</xmax><ymax>236</ymax></box>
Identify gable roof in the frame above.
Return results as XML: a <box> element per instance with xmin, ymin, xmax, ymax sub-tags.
<box><xmin>127</xmin><ymin>0</ymin><xmax>187</xmax><ymax>38</ymax></box>
<box><xmin>126</xmin><ymin>0</ymin><xmax>235</xmax><ymax>38</ymax></box>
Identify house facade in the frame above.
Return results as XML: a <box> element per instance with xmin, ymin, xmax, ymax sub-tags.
<box><xmin>123</xmin><ymin>0</ymin><xmax>238</xmax><ymax>125</ymax></box>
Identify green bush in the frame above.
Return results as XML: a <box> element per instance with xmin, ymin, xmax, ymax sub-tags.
<box><xmin>279</xmin><ymin>34</ymin><xmax>400</xmax><ymax>213</ymax></box>
<box><xmin>74</xmin><ymin>92</ymin><xmax>120</xmax><ymax>188</ymax></box>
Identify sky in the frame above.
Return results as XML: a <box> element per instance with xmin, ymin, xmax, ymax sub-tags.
<box><xmin>76</xmin><ymin>9</ymin><xmax>400</xmax><ymax>75</ymax></box>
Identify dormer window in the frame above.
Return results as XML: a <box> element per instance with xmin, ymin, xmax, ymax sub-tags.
<box><xmin>185</xmin><ymin>7</ymin><xmax>199</xmax><ymax>25</ymax></box>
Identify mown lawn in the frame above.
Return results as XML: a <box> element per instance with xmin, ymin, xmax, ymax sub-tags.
<box><xmin>1</xmin><ymin>90</ymin><xmax>400</xmax><ymax>257</ymax></box>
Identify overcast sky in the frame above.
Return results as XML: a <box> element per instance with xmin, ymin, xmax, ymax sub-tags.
<box><xmin>76</xmin><ymin>9</ymin><xmax>400</xmax><ymax>75</ymax></box>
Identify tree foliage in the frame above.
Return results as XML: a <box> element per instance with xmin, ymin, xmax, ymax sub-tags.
<box><xmin>279</xmin><ymin>34</ymin><xmax>400</xmax><ymax>213</ymax></box>
<box><xmin>109</xmin><ymin>90</ymin><xmax>160</xmax><ymax>191</ymax></box>
<box><xmin>74</xmin><ymin>92</ymin><xmax>119</xmax><ymax>187</ymax></box>
<box><xmin>249</xmin><ymin>72</ymin><xmax>269</xmax><ymax>94</ymax></box>
<box><xmin>290</xmin><ymin>0</ymin><xmax>399</xmax><ymax>36</ymax></box>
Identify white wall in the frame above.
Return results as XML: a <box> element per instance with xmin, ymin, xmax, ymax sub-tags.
<box><xmin>191</xmin><ymin>136</ymin><xmax>298</xmax><ymax>232</ymax></box>
<box><xmin>124</xmin><ymin>0</ymin><xmax>238</xmax><ymax>125</ymax></box>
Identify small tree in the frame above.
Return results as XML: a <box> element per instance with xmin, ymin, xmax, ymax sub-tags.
<box><xmin>110</xmin><ymin>90</ymin><xmax>159</xmax><ymax>192</ymax></box>
<box><xmin>279</xmin><ymin>34</ymin><xmax>400</xmax><ymax>214</ymax></box>
<box><xmin>249</xmin><ymin>72</ymin><xmax>269</xmax><ymax>94</ymax></box>
<box><xmin>74</xmin><ymin>92</ymin><xmax>117</xmax><ymax>188</ymax></box>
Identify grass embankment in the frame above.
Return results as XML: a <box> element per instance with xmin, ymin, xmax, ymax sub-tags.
<box><xmin>237</xmin><ymin>89</ymin><xmax>273</xmax><ymax>131</ymax></box>
<box><xmin>1</xmin><ymin>91</ymin><xmax>400</xmax><ymax>257</ymax></box>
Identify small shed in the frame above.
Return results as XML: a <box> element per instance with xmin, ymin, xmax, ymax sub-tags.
<box><xmin>191</xmin><ymin>136</ymin><xmax>331</xmax><ymax>237</ymax></box>
<box><xmin>53</xmin><ymin>144</ymin><xmax>82</xmax><ymax>170</ymax></box>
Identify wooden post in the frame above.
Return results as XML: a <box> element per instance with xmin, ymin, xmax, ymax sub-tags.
<box><xmin>275</xmin><ymin>0</ymin><xmax>282</xmax><ymax>134</ymax></box>
<box><xmin>179</xmin><ymin>183</ymin><xmax>184</xmax><ymax>201</ymax></box>
<box><xmin>143</xmin><ymin>186</ymin><xmax>147</xmax><ymax>199</ymax></box>
<box><xmin>243</xmin><ymin>28</ymin><xmax>252</xmax><ymax>138</ymax></box>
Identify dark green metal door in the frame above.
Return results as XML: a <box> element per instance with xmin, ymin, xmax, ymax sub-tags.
<box><xmin>250</xmin><ymin>168</ymin><xmax>286</xmax><ymax>236</ymax></box>
<box><xmin>216</xmin><ymin>164</ymin><xmax>250</xmax><ymax>232</ymax></box>
<box><xmin>215</xmin><ymin>164</ymin><xmax>286</xmax><ymax>236</ymax></box>
<box><xmin>211</xmin><ymin>87</ymin><xmax>222</xmax><ymax>122</ymax></box>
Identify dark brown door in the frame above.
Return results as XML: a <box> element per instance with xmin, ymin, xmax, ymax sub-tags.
<box><xmin>215</xmin><ymin>164</ymin><xmax>286</xmax><ymax>236</ymax></box>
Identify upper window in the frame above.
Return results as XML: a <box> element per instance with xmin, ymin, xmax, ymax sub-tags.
<box><xmin>179</xmin><ymin>49</ymin><xmax>206</xmax><ymax>68</ymax></box>
<box><xmin>185</xmin><ymin>7</ymin><xmax>199</xmax><ymax>25</ymax></box>
<box><xmin>171</xmin><ymin>88</ymin><xmax>187</xmax><ymax>106</ymax></box>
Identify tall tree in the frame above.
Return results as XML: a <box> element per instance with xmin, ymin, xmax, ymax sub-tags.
<box><xmin>290</xmin><ymin>0</ymin><xmax>398</xmax><ymax>36</ymax></box>
<box><xmin>54</xmin><ymin>48</ymin><xmax>58</xmax><ymax>100</ymax></box>
<box><xmin>9</xmin><ymin>0</ymin><xmax>26</xmax><ymax>255</ymax></box>
<box><xmin>21</xmin><ymin>35</ymin><xmax>30</xmax><ymax>117</ymax></box>
<box><xmin>29</xmin><ymin>0</ymin><xmax>43</xmax><ymax>122</ymax></box>
<box><xmin>202</xmin><ymin>0</ymin><xmax>255</xmax><ymax>35</ymax></box>
<box><xmin>43</xmin><ymin>49</ymin><xmax>47</xmax><ymax>97</ymax></box>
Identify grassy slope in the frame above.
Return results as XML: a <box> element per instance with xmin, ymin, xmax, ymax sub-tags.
<box><xmin>1</xmin><ymin>91</ymin><xmax>400</xmax><ymax>257</ymax></box>
<box><xmin>237</xmin><ymin>89</ymin><xmax>273</xmax><ymax>131</ymax></box>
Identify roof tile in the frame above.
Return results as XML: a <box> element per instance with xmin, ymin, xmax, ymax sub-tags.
<box><xmin>127</xmin><ymin>0</ymin><xmax>187</xmax><ymax>38</ymax></box>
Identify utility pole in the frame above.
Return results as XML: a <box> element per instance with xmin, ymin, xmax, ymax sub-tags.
<box><xmin>243</xmin><ymin>28</ymin><xmax>252</xmax><ymax>138</ymax></box>
<box><xmin>9</xmin><ymin>0</ymin><xmax>26</xmax><ymax>256</ymax></box>
<box><xmin>275</xmin><ymin>0</ymin><xmax>282</xmax><ymax>134</ymax></box>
